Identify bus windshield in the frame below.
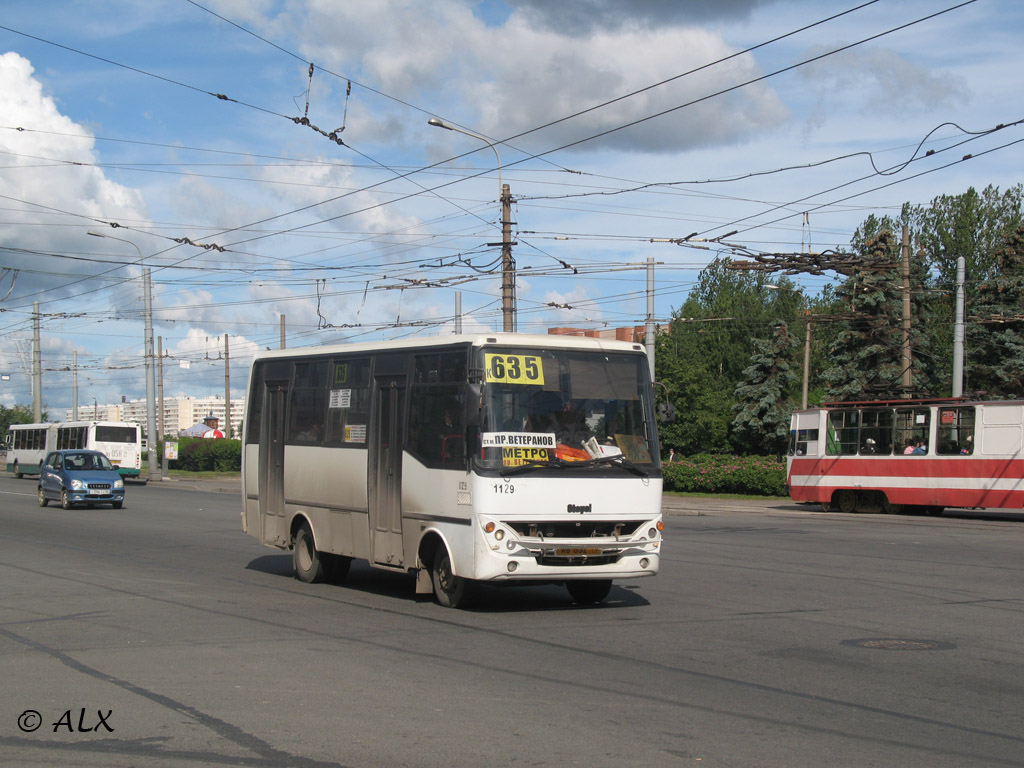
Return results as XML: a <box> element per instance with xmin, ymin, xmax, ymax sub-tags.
<box><xmin>477</xmin><ymin>347</ymin><xmax>658</xmax><ymax>470</ymax></box>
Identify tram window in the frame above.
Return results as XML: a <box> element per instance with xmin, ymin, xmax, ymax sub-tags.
<box><xmin>826</xmin><ymin>410</ymin><xmax>859</xmax><ymax>455</ymax></box>
<box><xmin>895</xmin><ymin>408</ymin><xmax>930</xmax><ymax>455</ymax></box>
<box><xmin>859</xmin><ymin>409</ymin><xmax>893</xmax><ymax>455</ymax></box>
<box><xmin>937</xmin><ymin>406</ymin><xmax>975</xmax><ymax>455</ymax></box>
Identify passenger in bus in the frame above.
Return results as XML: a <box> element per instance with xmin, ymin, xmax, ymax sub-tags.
<box><xmin>903</xmin><ymin>438</ymin><xmax>916</xmax><ymax>455</ymax></box>
<box><xmin>912</xmin><ymin>440</ymin><xmax>927</xmax><ymax>455</ymax></box>
<box><xmin>861</xmin><ymin>438</ymin><xmax>877</xmax><ymax>455</ymax></box>
<box><xmin>960</xmin><ymin>435</ymin><xmax>973</xmax><ymax>455</ymax></box>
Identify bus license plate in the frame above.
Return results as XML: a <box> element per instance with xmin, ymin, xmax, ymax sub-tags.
<box><xmin>556</xmin><ymin>547</ymin><xmax>602</xmax><ymax>556</ymax></box>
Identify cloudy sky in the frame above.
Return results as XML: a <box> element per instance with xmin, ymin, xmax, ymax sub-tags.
<box><xmin>1</xmin><ymin>0</ymin><xmax>1021</xmax><ymax>414</ymax></box>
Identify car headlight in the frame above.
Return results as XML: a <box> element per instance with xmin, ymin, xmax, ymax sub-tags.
<box><xmin>70</xmin><ymin>479</ymin><xmax>87</xmax><ymax>490</ymax></box>
<box><xmin>113</xmin><ymin>478</ymin><xmax>124</xmax><ymax>489</ymax></box>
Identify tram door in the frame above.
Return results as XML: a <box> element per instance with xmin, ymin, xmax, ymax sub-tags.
<box><xmin>368</xmin><ymin>375</ymin><xmax>407</xmax><ymax>567</ymax></box>
<box><xmin>259</xmin><ymin>381</ymin><xmax>289</xmax><ymax>547</ymax></box>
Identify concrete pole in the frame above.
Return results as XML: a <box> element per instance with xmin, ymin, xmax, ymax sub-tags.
<box><xmin>645</xmin><ymin>257</ymin><xmax>655</xmax><ymax>381</ymax></box>
<box><xmin>501</xmin><ymin>183</ymin><xmax>514</xmax><ymax>332</ymax></box>
<box><xmin>455</xmin><ymin>291</ymin><xmax>463</xmax><ymax>334</ymax></box>
<box><xmin>952</xmin><ymin>255</ymin><xmax>966</xmax><ymax>397</ymax></box>
<box><xmin>72</xmin><ymin>350</ymin><xmax>79</xmax><ymax>421</ymax></box>
<box><xmin>280</xmin><ymin>315</ymin><xmax>286</xmax><ymax>349</ymax></box>
<box><xmin>802</xmin><ymin>312</ymin><xmax>811</xmax><ymax>410</ymax></box>
<box><xmin>158</xmin><ymin>336</ymin><xmax>168</xmax><ymax>477</ymax></box>
<box><xmin>33</xmin><ymin>302</ymin><xmax>42</xmax><ymax>422</ymax></box>
<box><xmin>143</xmin><ymin>268</ymin><xmax>159</xmax><ymax>481</ymax></box>
<box><xmin>224</xmin><ymin>335</ymin><xmax>231</xmax><ymax>439</ymax></box>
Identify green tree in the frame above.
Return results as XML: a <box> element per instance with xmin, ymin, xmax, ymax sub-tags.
<box><xmin>966</xmin><ymin>223</ymin><xmax>1024</xmax><ymax>396</ymax></box>
<box><xmin>732</xmin><ymin>321</ymin><xmax>799</xmax><ymax>457</ymax></box>
<box><xmin>822</xmin><ymin>227</ymin><xmax>911</xmax><ymax>400</ymax></box>
<box><xmin>655</xmin><ymin>259</ymin><xmax>801</xmax><ymax>454</ymax></box>
<box><xmin>0</xmin><ymin>404</ymin><xmax>47</xmax><ymax>439</ymax></box>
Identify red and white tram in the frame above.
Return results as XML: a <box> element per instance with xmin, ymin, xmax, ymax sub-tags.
<box><xmin>787</xmin><ymin>398</ymin><xmax>1024</xmax><ymax>513</ymax></box>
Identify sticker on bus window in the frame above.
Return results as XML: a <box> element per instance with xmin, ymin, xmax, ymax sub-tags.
<box><xmin>484</xmin><ymin>354</ymin><xmax>544</xmax><ymax>385</ymax></box>
<box><xmin>614</xmin><ymin>434</ymin><xmax>651</xmax><ymax>464</ymax></box>
<box><xmin>482</xmin><ymin>432</ymin><xmax>556</xmax><ymax>448</ymax></box>
<box><xmin>334</xmin><ymin>364</ymin><xmax>348</xmax><ymax>384</ymax></box>
<box><xmin>502</xmin><ymin>447</ymin><xmax>550</xmax><ymax>466</ymax></box>
<box><xmin>330</xmin><ymin>389</ymin><xmax>352</xmax><ymax>409</ymax></box>
<box><xmin>345</xmin><ymin>424</ymin><xmax>366</xmax><ymax>443</ymax></box>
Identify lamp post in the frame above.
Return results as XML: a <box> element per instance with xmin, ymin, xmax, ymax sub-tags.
<box><xmin>88</xmin><ymin>230</ymin><xmax>160</xmax><ymax>482</ymax></box>
<box><xmin>428</xmin><ymin>118</ymin><xmax>515</xmax><ymax>332</ymax></box>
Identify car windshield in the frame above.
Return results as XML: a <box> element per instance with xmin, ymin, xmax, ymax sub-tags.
<box><xmin>477</xmin><ymin>347</ymin><xmax>659</xmax><ymax>470</ymax></box>
<box><xmin>64</xmin><ymin>453</ymin><xmax>113</xmax><ymax>471</ymax></box>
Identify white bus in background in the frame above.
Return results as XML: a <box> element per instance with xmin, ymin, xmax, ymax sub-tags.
<box><xmin>6</xmin><ymin>423</ymin><xmax>54</xmax><ymax>477</ymax></box>
<box><xmin>6</xmin><ymin>421</ymin><xmax>142</xmax><ymax>480</ymax></box>
<box><xmin>54</xmin><ymin>421</ymin><xmax>143</xmax><ymax>479</ymax></box>
<box><xmin>241</xmin><ymin>333</ymin><xmax>664</xmax><ymax>607</ymax></box>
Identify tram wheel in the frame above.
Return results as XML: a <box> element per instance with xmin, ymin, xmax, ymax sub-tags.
<box><xmin>293</xmin><ymin>522</ymin><xmax>327</xmax><ymax>583</ymax></box>
<box><xmin>835</xmin><ymin>489</ymin><xmax>858</xmax><ymax>514</ymax></box>
<box><xmin>881</xmin><ymin>496</ymin><xmax>903</xmax><ymax>515</ymax></box>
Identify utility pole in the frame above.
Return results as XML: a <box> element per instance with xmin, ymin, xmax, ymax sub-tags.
<box><xmin>280</xmin><ymin>315</ymin><xmax>286</xmax><ymax>349</ymax></box>
<box><xmin>158</xmin><ymin>336</ymin><xmax>168</xmax><ymax>478</ymax></box>
<box><xmin>901</xmin><ymin>225</ymin><xmax>913</xmax><ymax>394</ymax></box>
<box><xmin>802</xmin><ymin>311</ymin><xmax>811</xmax><ymax>410</ymax></box>
<box><xmin>455</xmin><ymin>292</ymin><xmax>463</xmax><ymax>334</ymax></box>
<box><xmin>952</xmin><ymin>255</ymin><xmax>966</xmax><ymax>397</ymax></box>
<box><xmin>33</xmin><ymin>302</ymin><xmax>41</xmax><ymax>422</ymax></box>
<box><xmin>143</xmin><ymin>267</ymin><xmax>159</xmax><ymax>482</ymax></box>
<box><xmin>501</xmin><ymin>183</ymin><xmax>515</xmax><ymax>332</ymax></box>
<box><xmin>224</xmin><ymin>335</ymin><xmax>231</xmax><ymax>439</ymax></box>
<box><xmin>72</xmin><ymin>351</ymin><xmax>79</xmax><ymax>420</ymax></box>
<box><xmin>645</xmin><ymin>257</ymin><xmax>655</xmax><ymax>380</ymax></box>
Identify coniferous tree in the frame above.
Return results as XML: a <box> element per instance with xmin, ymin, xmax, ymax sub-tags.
<box><xmin>732</xmin><ymin>321</ymin><xmax>799</xmax><ymax>456</ymax></box>
<box><xmin>967</xmin><ymin>224</ymin><xmax>1024</xmax><ymax>396</ymax></box>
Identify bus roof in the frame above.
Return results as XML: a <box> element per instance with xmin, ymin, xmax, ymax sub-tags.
<box><xmin>251</xmin><ymin>332</ymin><xmax>647</xmax><ymax>362</ymax></box>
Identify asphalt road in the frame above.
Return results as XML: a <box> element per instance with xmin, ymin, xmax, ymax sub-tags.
<box><xmin>1</xmin><ymin>474</ymin><xmax>1022</xmax><ymax>767</ymax></box>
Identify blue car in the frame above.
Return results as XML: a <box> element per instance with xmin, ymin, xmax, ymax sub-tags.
<box><xmin>37</xmin><ymin>449</ymin><xmax>126</xmax><ymax>510</ymax></box>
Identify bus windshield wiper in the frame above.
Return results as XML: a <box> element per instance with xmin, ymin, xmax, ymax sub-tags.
<box><xmin>582</xmin><ymin>454</ymin><xmax>649</xmax><ymax>478</ymax></box>
<box><xmin>500</xmin><ymin>456</ymin><xmax>574</xmax><ymax>477</ymax></box>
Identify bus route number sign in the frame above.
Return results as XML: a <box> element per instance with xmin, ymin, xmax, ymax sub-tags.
<box><xmin>484</xmin><ymin>354</ymin><xmax>544</xmax><ymax>385</ymax></box>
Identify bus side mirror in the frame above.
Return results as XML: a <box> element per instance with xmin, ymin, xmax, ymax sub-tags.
<box><xmin>463</xmin><ymin>383</ymin><xmax>482</xmax><ymax>428</ymax></box>
<box><xmin>658</xmin><ymin>402</ymin><xmax>675</xmax><ymax>424</ymax></box>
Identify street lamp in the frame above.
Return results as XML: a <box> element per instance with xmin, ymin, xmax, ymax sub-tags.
<box><xmin>428</xmin><ymin>118</ymin><xmax>515</xmax><ymax>332</ymax></box>
<box><xmin>88</xmin><ymin>230</ymin><xmax>160</xmax><ymax>482</ymax></box>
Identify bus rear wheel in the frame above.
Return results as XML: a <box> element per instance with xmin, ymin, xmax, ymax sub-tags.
<box><xmin>293</xmin><ymin>522</ymin><xmax>327</xmax><ymax>583</ymax></box>
<box><xmin>431</xmin><ymin>549</ymin><xmax>471</xmax><ymax>608</ymax></box>
<box><xmin>567</xmin><ymin>579</ymin><xmax>612</xmax><ymax>605</ymax></box>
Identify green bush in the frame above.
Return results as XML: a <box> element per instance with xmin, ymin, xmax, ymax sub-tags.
<box><xmin>663</xmin><ymin>454</ymin><xmax>787</xmax><ymax>496</ymax></box>
<box><xmin>173</xmin><ymin>438</ymin><xmax>242</xmax><ymax>472</ymax></box>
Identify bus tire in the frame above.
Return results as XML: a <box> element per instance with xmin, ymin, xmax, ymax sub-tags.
<box><xmin>61</xmin><ymin>489</ymin><xmax>73</xmax><ymax>510</ymax></box>
<box><xmin>37</xmin><ymin>487</ymin><xmax>48</xmax><ymax>507</ymax></box>
<box><xmin>431</xmin><ymin>549</ymin><xmax>470</xmax><ymax>608</ymax></box>
<box><xmin>293</xmin><ymin>522</ymin><xmax>327</xmax><ymax>583</ymax></box>
<box><xmin>925</xmin><ymin>506</ymin><xmax>945</xmax><ymax>516</ymax></box>
<box><xmin>567</xmin><ymin>579</ymin><xmax>612</xmax><ymax>605</ymax></box>
<box><xmin>835</xmin><ymin>489</ymin><xmax>858</xmax><ymax>514</ymax></box>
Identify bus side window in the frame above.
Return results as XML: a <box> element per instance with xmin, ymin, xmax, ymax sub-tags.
<box><xmin>826</xmin><ymin>410</ymin><xmax>858</xmax><ymax>455</ymax></box>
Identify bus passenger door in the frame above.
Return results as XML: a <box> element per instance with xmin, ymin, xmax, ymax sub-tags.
<box><xmin>260</xmin><ymin>381</ymin><xmax>289</xmax><ymax>547</ymax></box>
<box><xmin>369</xmin><ymin>375</ymin><xmax>406</xmax><ymax>567</ymax></box>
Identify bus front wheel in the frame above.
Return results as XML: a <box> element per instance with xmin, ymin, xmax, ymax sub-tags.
<box><xmin>293</xmin><ymin>522</ymin><xmax>327</xmax><ymax>583</ymax></box>
<box><xmin>431</xmin><ymin>549</ymin><xmax>470</xmax><ymax>608</ymax></box>
<box><xmin>567</xmin><ymin>579</ymin><xmax>612</xmax><ymax>605</ymax></box>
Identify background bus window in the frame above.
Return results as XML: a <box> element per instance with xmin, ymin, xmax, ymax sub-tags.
<box><xmin>288</xmin><ymin>360</ymin><xmax>329</xmax><ymax>444</ymax></box>
<box><xmin>937</xmin><ymin>406</ymin><xmax>975</xmax><ymax>455</ymax></box>
<box><xmin>826</xmin><ymin>410</ymin><xmax>859</xmax><ymax>455</ymax></box>
<box><xmin>859</xmin><ymin>409</ymin><xmax>893</xmax><ymax>455</ymax></box>
<box><xmin>895</xmin><ymin>408</ymin><xmax>930</xmax><ymax>454</ymax></box>
<box><xmin>325</xmin><ymin>358</ymin><xmax>371</xmax><ymax>447</ymax></box>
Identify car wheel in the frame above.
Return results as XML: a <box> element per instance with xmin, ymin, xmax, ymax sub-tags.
<box><xmin>61</xmin><ymin>489</ymin><xmax>73</xmax><ymax>510</ymax></box>
<box><xmin>37</xmin><ymin>486</ymin><xmax>48</xmax><ymax>507</ymax></box>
